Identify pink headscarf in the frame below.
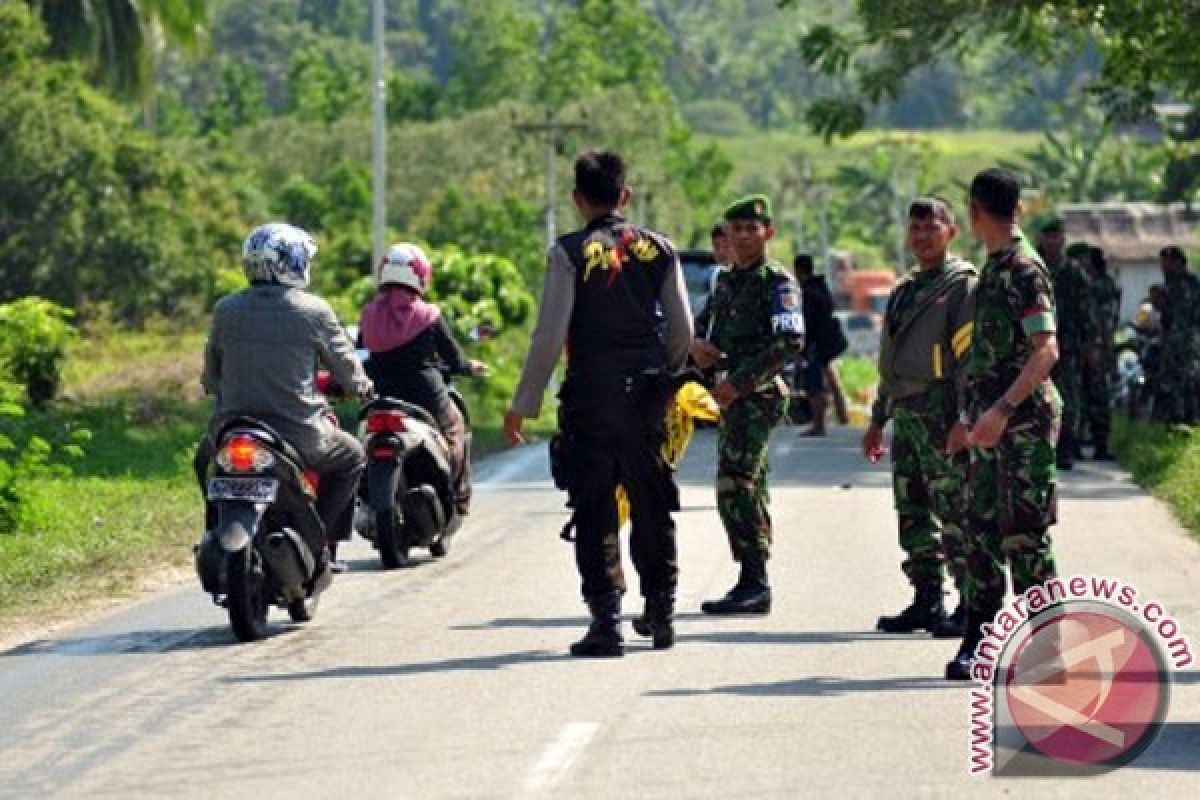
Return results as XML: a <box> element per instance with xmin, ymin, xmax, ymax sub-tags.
<box><xmin>360</xmin><ymin>286</ymin><xmax>441</xmax><ymax>352</ymax></box>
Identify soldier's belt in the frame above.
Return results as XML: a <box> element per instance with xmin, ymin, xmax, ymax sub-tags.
<box><xmin>715</xmin><ymin>371</ymin><xmax>788</xmax><ymax>396</ymax></box>
<box><xmin>889</xmin><ymin>377</ymin><xmax>941</xmax><ymax>399</ymax></box>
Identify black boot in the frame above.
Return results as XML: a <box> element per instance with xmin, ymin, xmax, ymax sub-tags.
<box><xmin>876</xmin><ymin>584</ymin><xmax>947</xmax><ymax>633</ymax></box>
<box><xmin>632</xmin><ymin>592</ymin><xmax>675</xmax><ymax>650</ymax></box>
<box><xmin>945</xmin><ymin>608</ymin><xmax>990</xmax><ymax>681</ymax></box>
<box><xmin>931</xmin><ymin>601</ymin><xmax>966</xmax><ymax>639</ymax></box>
<box><xmin>1056</xmin><ymin>432</ymin><xmax>1075</xmax><ymax>470</ymax></box>
<box><xmin>701</xmin><ymin>555</ymin><xmax>772</xmax><ymax>615</ymax></box>
<box><xmin>570</xmin><ymin>593</ymin><xmax>624</xmax><ymax>658</ymax></box>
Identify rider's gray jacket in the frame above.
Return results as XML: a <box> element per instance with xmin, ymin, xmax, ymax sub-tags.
<box><xmin>202</xmin><ymin>284</ymin><xmax>371</xmax><ymax>460</ymax></box>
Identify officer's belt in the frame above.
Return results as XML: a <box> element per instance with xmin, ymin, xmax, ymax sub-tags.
<box><xmin>889</xmin><ymin>376</ymin><xmax>941</xmax><ymax>400</ymax></box>
<box><xmin>715</xmin><ymin>371</ymin><xmax>788</xmax><ymax>396</ymax></box>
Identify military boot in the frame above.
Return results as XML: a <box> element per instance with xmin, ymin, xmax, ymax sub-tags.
<box><xmin>945</xmin><ymin>607</ymin><xmax>994</xmax><ymax>681</ymax></box>
<box><xmin>570</xmin><ymin>592</ymin><xmax>624</xmax><ymax>658</ymax></box>
<box><xmin>701</xmin><ymin>555</ymin><xmax>772</xmax><ymax>615</ymax></box>
<box><xmin>632</xmin><ymin>592</ymin><xmax>675</xmax><ymax>650</ymax></box>
<box><xmin>876</xmin><ymin>584</ymin><xmax>947</xmax><ymax>633</ymax></box>
<box><xmin>931</xmin><ymin>601</ymin><xmax>966</xmax><ymax>638</ymax></box>
<box><xmin>1056</xmin><ymin>432</ymin><xmax>1075</xmax><ymax>470</ymax></box>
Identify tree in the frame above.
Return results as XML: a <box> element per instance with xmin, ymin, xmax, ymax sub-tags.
<box><xmin>780</xmin><ymin>0</ymin><xmax>1200</xmax><ymax>139</ymax></box>
<box><xmin>443</xmin><ymin>1</ymin><xmax>539</xmax><ymax>111</ymax></box>
<box><xmin>31</xmin><ymin>0</ymin><xmax>208</xmax><ymax>98</ymax></box>
<box><xmin>0</xmin><ymin>4</ymin><xmax>264</xmax><ymax>322</ymax></box>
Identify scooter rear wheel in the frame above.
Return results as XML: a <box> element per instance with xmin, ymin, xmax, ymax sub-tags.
<box><xmin>227</xmin><ymin>546</ymin><xmax>269</xmax><ymax>642</ymax></box>
<box><xmin>377</xmin><ymin>508</ymin><xmax>410</xmax><ymax>569</ymax></box>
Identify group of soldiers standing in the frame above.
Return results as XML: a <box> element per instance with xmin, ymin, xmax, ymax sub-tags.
<box><xmin>1150</xmin><ymin>245</ymin><xmax>1200</xmax><ymax>424</ymax></box>
<box><xmin>1034</xmin><ymin>217</ymin><xmax>1121</xmax><ymax>467</ymax></box>
<box><xmin>505</xmin><ymin>149</ymin><xmax>1192</xmax><ymax>685</ymax></box>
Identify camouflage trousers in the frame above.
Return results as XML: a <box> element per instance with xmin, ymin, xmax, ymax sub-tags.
<box><xmin>890</xmin><ymin>387</ymin><xmax>967</xmax><ymax>592</ymax></box>
<box><xmin>1052</xmin><ymin>351</ymin><xmax>1084</xmax><ymax>447</ymax></box>
<box><xmin>1081</xmin><ymin>350</ymin><xmax>1112</xmax><ymax>446</ymax></box>
<box><xmin>962</xmin><ymin>406</ymin><xmax>1060</xmax><ymax>618</ymax></box>
<box><xmin>1153</xmin><ymin>339</ymin><xmax>1200</xmax><ymax>424</ymax></box>
<box><xmin>716</xmin><ymin>388</ymin><xmax>787</xmax><ymax>561</ymax></box>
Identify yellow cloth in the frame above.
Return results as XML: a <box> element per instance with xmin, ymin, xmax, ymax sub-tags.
<box><xmin>616</xmin><ymin>382</ymin><xmax>719</xmax><ymax>529</ymax></box>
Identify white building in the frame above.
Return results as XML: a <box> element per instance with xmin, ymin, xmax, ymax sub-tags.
<box><xmin>1058</xmin><ymin>203</ymin><xmax>1200</xmax><ymax>323</ymax></box>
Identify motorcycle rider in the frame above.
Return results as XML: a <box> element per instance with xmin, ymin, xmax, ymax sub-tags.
<box><xmin>359</xmin><ymin>243</ymin><xmax>486</xmax><ymax>515</ymax></box>
<box><xmin>197</xmin><ymin>222</ymin><xmax>372</xmax><ymax>572</ymax></box>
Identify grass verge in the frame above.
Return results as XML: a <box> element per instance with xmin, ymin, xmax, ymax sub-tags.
<box><xmin>0</xmin><ymin>393</ymin><xmax>208</xmax><ymax>631</ymax></box>
<box><xmin>1111</xmin><ymin>415</ymin><xmax>1200</xmax><ymax>543</ymax></box>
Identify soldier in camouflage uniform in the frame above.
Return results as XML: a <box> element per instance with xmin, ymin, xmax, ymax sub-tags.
<box><xmin>864</xmin><ymin>198</ymin><xmax>976</xmax><ymax>638</ymax></box>
<box><xmin>692</xmin><ymin>194</ymin><xmax>804</xmax><ymax>615</ymax></box>
<box><xmin>1038</xmin><ymin>221</ymin><xmax>1088</xmax><ymax>470</ymax></box>
<box><xmin>946</xmin><ymin>169</ymin><xmax>1061</xmax><ymax>681</ymax></box>
<box><xmin>1153</xmin><ymin>246</ymin><xmax>1200</xmax><ymax>424</ymax></box>
<box><xmin>1083</xmin><ymin>246</ymin><xmax>1120</xmax><ymax>458</ymax></box>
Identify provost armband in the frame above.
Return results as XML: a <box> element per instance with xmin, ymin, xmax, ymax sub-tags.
<box><xmin>771</xmin><ymin>280</ymin><xmax>804</xmax><ymax>335</ymax></box>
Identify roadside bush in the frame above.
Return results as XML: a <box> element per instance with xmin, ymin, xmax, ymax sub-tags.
<box><xmin>0</xmin><ymin>297</ymin><xmax>77</xmax><ymax>408</ymax></box>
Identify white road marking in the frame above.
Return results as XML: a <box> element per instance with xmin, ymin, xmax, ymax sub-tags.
<box><xmin>520</xmin><ymin>721</ymin><xmax>599</xmax><ymax>796</ymax></box>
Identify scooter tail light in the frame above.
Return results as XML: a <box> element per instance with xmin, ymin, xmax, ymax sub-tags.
<box><xmin>366</xmin><ymin>410</ymin><xmax>407</xmax><ymax>434</ymax></box>
<box><xmin>372</xmin><ymin>446</ymin><xmax>397</xmax><ymax>459</ymax></box>
<box><xmin>217</xmin><ymin>434</ymin><xmax>276</xmax><ymax>473</ymax></box>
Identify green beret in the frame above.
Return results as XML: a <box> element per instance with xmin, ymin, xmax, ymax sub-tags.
<box><xmin>1066</xmin><ymin>242</ymin><xmax>1091</xmax><ymax>258</ymax></box>
<box><xmin>1037</xmin><ymin>215</ymin><xmax>1064</xmax><ymax>233</ymax></box>
<box><xmin>724</xmin><ymin>194</ymin><xmax>772</xmax><ymax>223</ymax></box>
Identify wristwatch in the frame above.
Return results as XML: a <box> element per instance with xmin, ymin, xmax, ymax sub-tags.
<box><xmin>994</xmin><ymin>396</ymin><xmax>1018</xmax><ymax>417</ymax></box>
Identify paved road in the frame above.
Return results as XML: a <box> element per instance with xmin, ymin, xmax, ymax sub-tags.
<box><xmin>1</xmin><ymin>426</ymin><xmax>1197</xmax><ymax>798</ymax></box>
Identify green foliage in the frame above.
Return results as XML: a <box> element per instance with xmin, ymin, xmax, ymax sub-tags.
<box><xmin>286</xmin><ymin>40</ymin><xmax>370</xmax><ymax>123</ymax></box>
<box><xmin>0</xmin><ymin>298</ymin><xmax>78</xmax><ymax>408</ymax></box>
<box><xmin>199</xmin><ymin>60</ymin><xmax>268</xmax><ymax>135</ymax></box>
<box><xmin>0</xmin><ymin>5</ymin><xmax>265</xmax><ymax>324</ymax></box>
<box><xmin>413</xmin><ymin>189</ymin><xmax>544</xmax><ymax>284</ymax></box>
<box><xmin>1112</xmin><ymin>417</ymin><xmax>1200</xmax><ymax>542</ymax></box>
<box><xmin>32</xmin><ymin>0</ymin><xmax>208</xmax><ymax>98</ymax></box>
<box><xmin>783</xmin><ymin>0</ymin><xmax>1200</xmax><ymax>144</ymax></box>
<box><xmin>443</xmin><ymin>1</ymin><xmax>540</xmax><ymax>111</ymax></box>
<box><xmin>429</xmin><ymin>248</ymin><xmax>534</xmax><ymax>339</ymax></box>
<box><xmin>1007</xmin><ymin>105</ymin><xmax>1167</xmax><ymax>204</ymax></box>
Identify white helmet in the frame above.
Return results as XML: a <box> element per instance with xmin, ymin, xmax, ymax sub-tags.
<box><xmin>377</xmin><ymin>242</ymin><xmax>433</xmax><ymax>295</ymax></box>
<box><xmin>242</xmin><ymin>223</ymin><xmax>317</xmax><ymax>289</ymax></box>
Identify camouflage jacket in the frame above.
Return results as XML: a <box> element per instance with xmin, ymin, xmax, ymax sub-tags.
<box><xmin>695</xmin><ymin>258</ymin><xmax>804</xmax><ymax>396</ymax></box>
<box><xmin>1047</xmin><ymin>257</ymin><xmax>1090</xmax><ymax>357</ymax></box>
<box><xmin>1162</xmin><ymin>271</ymin><xmax>1200</xmax><ymax>350</ymax></box>
<box><xmin>964</xmin><ymin>234</ymin><xmax>1059</xmax><ymax>421</ymax></box>
<box><xmin>1085</xmin><ymin>271</ymin><xmax>1120</xmax><ymax>353</ymax></box>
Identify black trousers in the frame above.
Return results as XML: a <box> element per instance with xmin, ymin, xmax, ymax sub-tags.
<box><xmin>559</xmin><ymin>369</ymin><xmax>680</xmax><ymax>601</ymax></box>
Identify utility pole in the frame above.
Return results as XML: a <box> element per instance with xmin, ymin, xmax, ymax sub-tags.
<box><xmin>514</xmin><ymin>110</ymin><xmax>589</xmax><ymax>251</ymax></box>
<box><xmin>371</xmin><ymin>0</ymin><xmax>387</xmax><ymax>269</ymax></box>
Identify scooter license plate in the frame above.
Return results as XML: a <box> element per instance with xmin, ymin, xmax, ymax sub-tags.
<box><xmin>207</xmin><ymin>477</ymin><xmax>279</xmax><ymax>503</ymax></box>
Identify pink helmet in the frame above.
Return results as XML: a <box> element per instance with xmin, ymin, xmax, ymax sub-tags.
<box><xmin>377</xmin><ymin>242</ymin><xmax>433</xmax><ymax>294</ymax></box>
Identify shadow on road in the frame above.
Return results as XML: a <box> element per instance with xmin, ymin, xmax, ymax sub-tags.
<box><xmin>450</xmin><ymin>611</ymin><xmax>740</xmax><ymax>631</ymax></box>
<box><xmin>0</xmin><ymin>626</ymin><xmax>238</xmax><ymax>657</ymax></box>
<box><xmin>647</xmin><ymin>674</ymin><xmax>959</xmax><ymax>698</ymax></box>
<box><xmin>225</xmin><ymin>648</ymin><xmax>568</xmax><ymax>683</ymax></box>
<box><xmin>678</xmin><ymin>629</ymin><xmax>948</xmax><ymax>646</ymax></box>
<box><xmin>1123</xmin><ymin>722</ymin><xmax>1200</xmax><ymax>772</ymax></box>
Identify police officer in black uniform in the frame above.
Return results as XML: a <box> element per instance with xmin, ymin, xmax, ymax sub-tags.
<box><xmin>505</xmin><ymin>150</ymin><xmax>693</xmax><ymax>657</ymax></box>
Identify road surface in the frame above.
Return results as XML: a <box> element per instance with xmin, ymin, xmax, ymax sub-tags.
<box><xmin>1</xmin><ymin>426</ymin><xmax>1197</xmax><ymax>798</ymax></box>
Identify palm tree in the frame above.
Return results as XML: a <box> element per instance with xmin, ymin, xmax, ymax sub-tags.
<box><xmin>30</xmin><ymin>0</ymin><xmax>207</xmax><ymax>99</ymax></box>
